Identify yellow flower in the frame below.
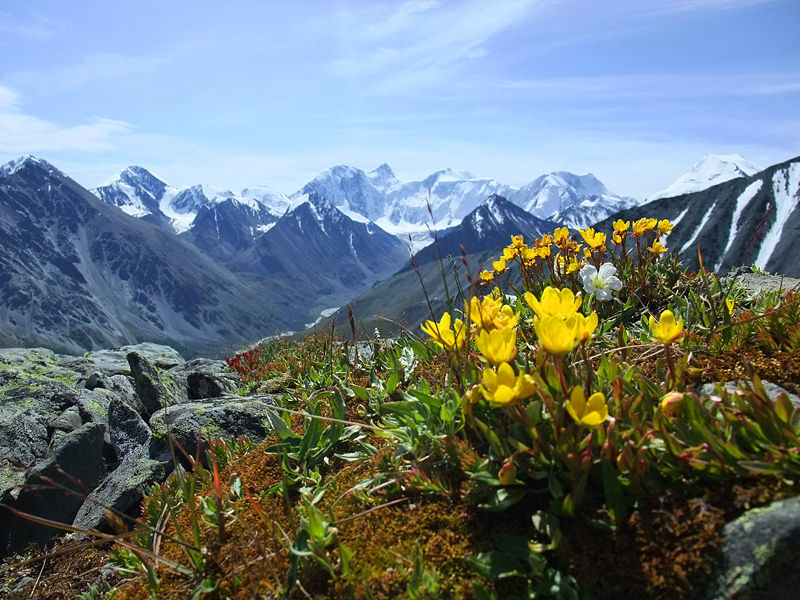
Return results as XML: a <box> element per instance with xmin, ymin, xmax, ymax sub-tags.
<box><xmin>612</xmin><ymin>232</ymin><xmax>624</xmax><ymax>245</ymax></box>
<box><xmin>524</xmin><ymin>286</ymin><xmax>582</xmax><ymax>319</ymax></box>
<box><xmin>467</xmin><ymin>293</ymin><xmax>519</xmax><ymax>331</ymax></box>
<box><xmin>648</xmin><ymin>310</ymin><xmax>684</xmax><ymax>345</ymax></box>
<box><xmin>510</xmin><ymin>234</ymin><xmax>525</xmax><ymax>248</ymax></box>
<box><xmin>657</xmin><ymin>219</ymin><xmax>674</xmax><ymax>235</ymax></box>
<box><xmin>566</xmin><ymin>387</ymin><xmax>608</xmax><ymax>428</ymax></box>
<box><xmin>479</xmin><ymin>269</ymin><xmax>494</xmax><ymax>283</ymax></box>
<box><xmin>579</xmin><ymin>227</ymin><xmax>607</xmax><ymax>249</ymax></box>
<box><xmin>726</xmin><ymin>297</ymin><xmax>734</xmax><ymax>314</ymax></box>
<box><xmin>566</xmin><ymin>256</ymin><xmax>582</xmax><ymax>274</ymax></box>
<box><xmin>420</xmin><ymin>312</ymin><xmax>467</xmax><ymax>351</ymax></box>
<box><xmin>502</xmin><ymin>246</ymin><xmax>518</xmax><ymax>261</ymax></box>
<box><xmin>554</xmin><ymin>227</ymin><xmax>570</xmax><ymax>245</ymax></box>
<box><xmin>492</xmin><ymin>257</ymin><xmax>507</xmax><ymax>273</ymax></box>
<box><xmin>498</xmin><ymin>459</ymin><xmax>517</xmax><ymax>485</ymax></box>
<box><xmin>534</xmin><ymin>314</ymin><xmax>581</xmax><ymax>356</ymax></box>
<box><xmin>476</xmin><ymin>327</ymin><xmax>518</xmax><ymax>365</ymax></box>
<box><xmin>537</xmin><ymin>233</ymin><xmax>555</xmax><ymax>248</ymax></box>
<box><xmin>633</xmin><ymin>217</ymin><xmax>657</xmax><ymax>236</ymax></box>
<box><xmin>613</xmin><ymin>219</ymin><xmax>630</xmax><ymax>234</ymax></box>
<box><xmin>521</xmin><ymin>246</ymin><xmax>538</xmax><ymax>265</ymax></box>
<box><xmin>536</xmin><ymin>245</ymin><xmax>551</xmax><ymax>259</ymax></box>
<box><xmin>660</xmin><ymin>391</ymin><xmax>685</xmax><ymax>414</ymax></box>
<box><xmin>576</xmin><ymin>312</ymin><xmax>599</xmax><ymax>343</ymax></box>
<box><xmin>648</xmin><ymin>241</ymin><xmax>667</xmax><ymax>255</ymax></box>
<box><xmin>480</xmin><ymin>362</ymin><xmax>537</xmax><ymax>406</ymax></box>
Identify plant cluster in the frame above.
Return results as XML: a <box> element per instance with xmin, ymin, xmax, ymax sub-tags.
<box><xmin>7</xmin><ymin>220</ymin><xmax>799</xmax><ymax>600</ymax></box>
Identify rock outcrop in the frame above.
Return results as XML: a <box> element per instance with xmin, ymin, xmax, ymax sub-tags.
<box><xmin>0</xmin><ymin>343</ymin><xmax>278</xmax><ymax>557</ymax></box>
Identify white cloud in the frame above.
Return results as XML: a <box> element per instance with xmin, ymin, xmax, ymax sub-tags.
<box><xmin>0</xmin><ymin>85</ymin><xmax>133</xmax><ymax>152</ymax></box>
<box><xmin>10</xmin><ymin>52</ymin><xmax>166</xmax><ymax>91</ymax></box>
<box><xmin>330</xmin><ymin>0</ymin><xmax>542</xmax><ymax>94</ymax></box>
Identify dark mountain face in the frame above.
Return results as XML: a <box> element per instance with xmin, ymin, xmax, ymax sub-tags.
<box><xmin>0</xmin><ymin>158</ymin><xmax>295</xmax><ymax>356</ymax></box>
<box><xmin>593</xmin><ymin>157</ymin><xmax>800</xmax><ymax>276</ymax></box>
<box><xmin>408</xmin><ymin>195</ymin><xmax>558</xmax><ymax>269</ymax></box>
<box><xmin>232</xmin><ymin>193</ymin><xmax>409</xmax><ymax>313</ymax></box>
<box><xmin>181</xmin><ymin>198</ymin><xmax>278</xmax><ymax>263</ymax></box>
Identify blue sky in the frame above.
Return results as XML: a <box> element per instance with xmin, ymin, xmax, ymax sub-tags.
<box><xmin>1</xmin><ymin>0</ymin><xmax>798</xmax><ymax>198</ymax></box>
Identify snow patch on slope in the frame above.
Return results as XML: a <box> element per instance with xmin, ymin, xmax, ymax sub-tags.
<box><xmin>717</xmin><ymin>179</ymin><xmax>764</xmax><ymax>271</ymax></box>
<box><xmin>754</xmin><ymin>163</ymin><xmax>800</xmax><ymax>270</ymax></box>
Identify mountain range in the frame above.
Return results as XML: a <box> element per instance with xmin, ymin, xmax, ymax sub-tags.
<box><xmin>0</xmin><ymin>152</ymin><xmax>795</xmax><ymax>355</ymax></box>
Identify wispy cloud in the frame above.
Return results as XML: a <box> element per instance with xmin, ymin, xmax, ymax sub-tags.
<box><xmin>501</xmin><ymin>73</ymin><xmax>800</xmax><ymax>99</ymax></box>
<box><xmin>10</xmin><ymin>52</ymin><xmax>166</xmax><ymax>91</ymax></box>
<box><xmin>329</xmin><ymin>0</ymin><xmax>542</xmax><ymax>94</ymax></box>
<box><xmin>0</xmin><ymin>85</ymin><xmax>133</xmax><ymax>152</ymax></box>
<box><xmin>0</xmin><ymin>10</ymin><xmax>64</xmax><ymax>41</ymax></box>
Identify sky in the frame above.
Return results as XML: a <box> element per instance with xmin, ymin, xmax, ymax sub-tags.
<box><xmin>1</xmin><ymin>0</ymin><xmax>798</xmax><ymax>199</ymax></box>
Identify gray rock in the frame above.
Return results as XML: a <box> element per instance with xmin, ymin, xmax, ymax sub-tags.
<box><xmin>148</xmin><ymin>397</ymin><xmax>278</xmax><ymax>460</ymax></box>
<box><xmin>724</xmin><ymin>270</ymin><xmax>800</xmax><ymax>298</ymax></box>
<box><xmin>73</xmin><ymin>447</ymin><xmax>169</xmax><ymax>532</ymax></box>
<box><xmin>706</xmin><ymin>496</ymin><xmax>800</xmax><ymax>599</ymax></box>
<box><xmin>697</xmin><ymin>380</ymin><xmax>800</xmax><ymax>409</ymax></box>
<box><xmin>107</xmin><ymin>398</ymin><xmax>152</xmax><ymax>458</ymax></box>
<box><xmin>82</xmin><ymin>343</ymin><xmax>185</xmax><ymax>375</ymax></box>
<box><xmin>0</xmin><ymin>422</ymin><xmax>106</xmax><ymax>556</ymax></box>
<box><xmin>168</xmin><ymin>358</ymin><xmax>240</xmax><ymax>399</ymax></box>
<box><xmin>84</xmin><ymin>372</ymin><xmax>106</xmax><ymax>390</ymax></box>
<box><xmin>127</xmin><ymin>351</ymin><xmax>186</xmax><ymax>416</ymax></box>
<box><xmin>106</xmin><ymin>374</ymin><xmax>145</xmax><ymax>415</ymax></box>
<box><xmin>77</xmin><ymin>388</ymin><xmax>116</xmax><ymax>425</ymax></box>
<box><xmin>48</xmin><ymin>406</ymin><xmax>83</xmax><ymax>433</ymax></box>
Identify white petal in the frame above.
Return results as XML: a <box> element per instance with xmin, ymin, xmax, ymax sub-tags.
<box><xmin>598</xmin><ymin>263</ymin><xmax>617</xmax><ymax>278</ymax></box>
<box><xmin>608</xmin><ymin>276</ymin><xmax>623</xmax><ymax>291</ymax></box>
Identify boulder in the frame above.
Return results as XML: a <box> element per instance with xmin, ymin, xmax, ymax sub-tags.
<box><xmin>78</xmin><ymin>343</ymin><xmax>185</xmax><ymax>376</ymax></box>
<box><xmin>706</xmin><ymin>496</ymin><xmax>800</xmax><ymax>599</ymax></box>
<box><xmin>73</xmin><ymin>448</ymin><xmax>169</xmax><ymax>532</ymax></box>
<box><xmin>0</xmin><ymin>422</ymin><xmax>106</xmax><ymax>556</ymax></box>
<box><xmin>168</xmin><ymin>358</ymin><xmax>240</xmax><ymax>399</ymax></box>
<box><xmin>148</xmin><ymin>397</ymin><xmax>278</xmax><ymax>460</ymax></box>
<box><xmin>697</xmin><ymin>380</ymin><xmax>800</xmax><ymax>409</ymax></box>
<box><xmin>107</xmin><ymin>397</ymin><xmax>152</xmax><ymax>459</ymax></box>
<box><xmin>127</xmin><ymin>351</ymin><xmax>187</xmax><ymax>416</ymax></box>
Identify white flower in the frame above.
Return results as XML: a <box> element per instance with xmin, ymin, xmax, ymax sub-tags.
<box><xmin>579</xmin><ymin>262</ymin><xmax>622</xmax><ymax>301</ymax></box>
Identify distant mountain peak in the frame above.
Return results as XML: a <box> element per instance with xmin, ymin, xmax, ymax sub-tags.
<box><xmin>0</xmin><ymin>155</ymin><xmax>60</xmax><ymax>179</ymax></box>
<box><xmin>648</xmin><ymin>154</ymin><xmax>761</xmax><ymax>200</ymax></box>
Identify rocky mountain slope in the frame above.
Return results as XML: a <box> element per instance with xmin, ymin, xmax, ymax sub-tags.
<box><xmin>595</xmin><ymin>156</ymin><xmax>800</xmax><ymax>276</ymax></box>
<box><xmin>0</xmin><ymin>157</ymin><xmax>296</xmax><ymax>355</ymax></box>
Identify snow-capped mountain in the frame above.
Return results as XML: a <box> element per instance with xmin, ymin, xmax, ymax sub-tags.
<box><xmin>509</xmin><ymin>172</ymin><xmax>636</xmax><ymax>229</ymax></box>
<box><xmin>594</xmin><ymin>156</ymin><xmax>800</xmax><ymax>276</ymax></box>
<box><xmin>93</xmin><ymin>168</ymin><xmax>288</xmax><ymax>236</ymax></box>
<box><xmin>231</xmin><ymin>192</ymin><xmax>409</xmax><ymax>313</ymax></box>
<box><xmin>647</xmin><ymin>154</ymin><xmax>761</xmax><ymax>201</ymax></box>
<box><xmin>409</xmin><ymin>195</ymin><xmax>558</xmax><ymax>269</ymax></box>
<box><xmin>294</xmin><ymin>164</ymin><xmax>634</xmax><ymax>248</ymax></box>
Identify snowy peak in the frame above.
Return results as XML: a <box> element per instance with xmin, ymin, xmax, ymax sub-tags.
<box><xmin>0</xmin><ymin>155</ymin><xmax>61</xmax><ymax>179</ymax></box>
<box><xmin>509</xmin><ymin>170</ymin><xmax>634</xmax><ymax>228</ymax></box>
<box><xmin>648</xmin><ymin>154</ymin><xmax>761</xmax><ymax>200</ymax></box>
<box><xmin>367</xmin><ymin>163</ymin><xmax>399</xmax><ymax>189</ymax></box>
<box><xmin>93</xmin><ymin>165</ymin><xmax>170</xmax><ymax>219</ymax></box>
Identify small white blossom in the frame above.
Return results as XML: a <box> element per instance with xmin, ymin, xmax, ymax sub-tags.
<box><xmin>579</xmin><ymin>262</ymin><xmax>623</xmax><ymax>301</ymax></box>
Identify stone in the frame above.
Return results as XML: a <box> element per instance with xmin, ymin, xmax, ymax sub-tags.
<box><xmin>697</xmin><ymin>380</ymin><xmax>800</xmax><ymax>409</ymax></box>
<box><xmin>705</xmin><ymin>496</ymin><xmax>800</xmax><ymax>599</ymax></box>
<box><xmin>148</xmin><ymin>397</ymin><xmax>278</xmax><ymax>460</ymax></box>
<box><xmin>73</xmin><ymin>448</ymin><xmax>169</xmax><ymax>533</ymax></box>
<box><xmin>82</xmin><ymin>343</ymin><xmax>185</xmax><ymax>376</ymax></box>
<box><xmin>0</xmin><ymin>422</ymin><xmax>106</xmax><ymax>556</ymax></box>
<box><xmin>168</xmin><ymin>358</ymin><xmax>240</xmax><ymax>399</ymax></box>
<box><xmin>47</xmin><ymin>406</ymin><xmax>83</xmax><ymax>433</ymax></box>
<box><xmin>106</xmin><ymin>374</ymin><xmax>145</xmax><ymax>415</ymax></box>
<box><xmin>107</xmin><ymin>397</ymin><xmax>152</xmax><ymax>459</ymax></box>
<box><xmin>127</xmin><ymin>351</ymin><xmax>186</xmax><ymax>416</ymax></box>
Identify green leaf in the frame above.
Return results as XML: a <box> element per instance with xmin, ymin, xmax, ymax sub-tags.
<box><xmin>265</xmin><ymin>410</ymin><xmax>300</xmax><ymax>440</ymax></box>
<box><xmin>478</xmin><ymin>487</ymin><xmax>525</xmax><ymax>512</ymax></box>
<box><xmin>466</xmin><ymin>551</ymin><xmax>526</xmax><ymax>579</ymax></box>
<box><xmin>602</xmin><ymin>460</ymin><xmax>627</xmax><ymax>524</ymax></box>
